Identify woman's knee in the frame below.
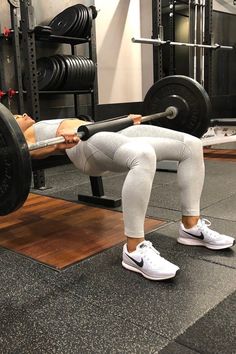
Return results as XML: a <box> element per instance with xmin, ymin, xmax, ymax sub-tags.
<box><xmin>183</xmin><ymin>134</ymin><xmax>203</xmax><ymax>159</ymax></box>
<box><xmin>129</xmin><ymin>144</ymin><xmax>157</xmax><ymax>171</ymax></box>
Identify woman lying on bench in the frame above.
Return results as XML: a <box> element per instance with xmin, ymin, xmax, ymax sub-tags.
<box><xmin>14</xmin><ymin>113</ymin><xmax>235</xmax><ymax>281</ymax></box>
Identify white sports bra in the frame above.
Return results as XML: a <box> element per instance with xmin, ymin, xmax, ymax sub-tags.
<box><xmin>33</xmin><ymin>119</ymin><xmax>65</xmax><ymax>142</ymax></box>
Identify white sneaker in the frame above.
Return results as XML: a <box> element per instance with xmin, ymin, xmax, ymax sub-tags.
<box><xmin>122</xmin><ymin>240</ymin><xmax>179</xmax><ymax>280</ymax></box>
<box><xmin>178</xmin><ymin>218</ymin><xmax>235</xmax><ymax>250</ymax></box>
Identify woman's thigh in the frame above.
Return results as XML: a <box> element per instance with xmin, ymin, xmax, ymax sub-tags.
<box><xmin>119</xmin><ymin>125</ymin><xmax>202</xmax><ymax>161</ymax></box>
<box><xmin>66</xmin><ymin>126</ymin><xmax>199</xmax><ymax>174</ymax></box>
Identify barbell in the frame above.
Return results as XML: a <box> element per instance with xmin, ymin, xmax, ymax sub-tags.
<box><xmin>0</xmin><ymin>75</ymin><xmax>212</xmax><ymax>216</ymax></box>
<box><xmin>132</xmin><ymin>37</ymin><xmax>235</xmax><ymax>51</ymax></box>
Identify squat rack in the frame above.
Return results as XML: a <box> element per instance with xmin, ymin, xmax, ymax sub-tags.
<box><xmin>0</xmin><ymin>0</ymin><xmax>120</xmax><ymax>208</ymax></box>
<box><xmin>149</xmin><ymin>0</ymin><xmax>214</xmax><ymax>94</ymax></box>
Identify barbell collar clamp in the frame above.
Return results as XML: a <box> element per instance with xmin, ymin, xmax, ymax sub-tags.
<box><xmin>165</xmin><ymin>106</ymin><xmax>178</xmax><ymax>119</ymax></box>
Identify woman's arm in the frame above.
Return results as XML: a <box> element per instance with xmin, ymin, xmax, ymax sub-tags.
<box><xmin>29</xmin><ymin>145</ymin><xmax>64</xmax><ymax>159</ymax></box>
<box><xmin>29</xmin><ymin>129</ymin><xmax>80</xmax><ymax>159</ymax></box>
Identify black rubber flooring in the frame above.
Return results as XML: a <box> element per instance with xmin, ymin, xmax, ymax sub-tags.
<box><xmin>0</xmin><ymin>159</ymin><xmax>235</xmax><ymax>354</ymax></box>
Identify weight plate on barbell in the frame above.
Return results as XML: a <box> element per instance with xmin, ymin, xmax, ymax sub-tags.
<box><xmin>143</xmin><ymin>75</ymin><xmax>211</xmax><ymax>137</ymax></box>
<box><xmin>0</xmin><ymin>104</ymin><xmax>31</xmax><ymax>216</ymax></box>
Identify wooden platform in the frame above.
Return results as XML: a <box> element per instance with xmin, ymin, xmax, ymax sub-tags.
<box><xmin>204</xmin><ymin>148</ymin><xmax>236</xmax><ymax>162</ymax></box>
<box><xmin>0</xmin><ymin>194</ymin><xmax>164</xmax><ymax>270</ymax></box>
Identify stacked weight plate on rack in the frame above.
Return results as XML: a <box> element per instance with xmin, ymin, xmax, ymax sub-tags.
<box><xmin>35</xmin><ymin>55</ymin><xmax>96</xmax><ymax>91</ymax></box>
<box><xmin>49</xmin><ymin>4</ymin><xmax>97</xmax><ymax>38</ymax></box>
<box><xmin>23</xmin><ymin>5</ymin><xmax>98</xmax><ymax>91</ymax></box>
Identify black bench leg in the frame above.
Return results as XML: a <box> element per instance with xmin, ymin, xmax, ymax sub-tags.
<box><xmin>78</xmin><ymin>176</ymin><xmax>121</xmax><ymax>208</ymax></box>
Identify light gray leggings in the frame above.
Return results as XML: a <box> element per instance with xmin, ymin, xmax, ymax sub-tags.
<box><xmin>66</xmin><ymin>125</ymin><xmax>205</xmax><ymax>238</ymax></box>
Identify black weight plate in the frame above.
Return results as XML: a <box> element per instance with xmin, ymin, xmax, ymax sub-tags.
<box><xmin>53</xmin><ymin>55</ymin><xmax>67</xmax><ymax>89</ymax></box>
<box><xmin>77</xmin><ymin>56</ymin><xmax>88</xmax><ymax>88</ymax></box>
<box><xmin>69</xmin><ymin>55</ymin><xmax>79</xmax><ymax>90</ymax></box>
<box><xmin>67</xmin><ymin>6</ymin><xmax>81</xmax><ymax>37</ymax></box>
<box><xmin>36</xmin><ymin>57</ymin><xmax>58</xmax><ymax>90</ymax></box>
<box><xmin>73</xmin><ymin>4</ymin><xmax>87</xmax><ymax>37</ymax></box>
<box><xmin>61</xmin><ymin>55</ymin><xmax>71</xmax><ymax>89</ymax></box>
<box><xmin>49</xmin><ymin>6</ymin><xmax>78</xmax><ymax>36</ymax></box>
<box><xmin>79</xmin><ymin>56</ymin><xmax>93</xmax><ymax>89</ymax></box>
<box><xmin>77</xmin><ymin>56</ymin><xmax>89</xmax><ymax>89</ymax></box>
<box><xmin>54</xmin><ymin>54</ymin><xmax>67</xmax><ymax>89</ymax></box>
<box><xmin>85</xmin><ymin>7</ymin><xmax>93</xmax><ymax>37</ymax></box>
<box><xmin>56</xmin><ymin>55</ymin><xmax>69</xmax><ymax>89</ymax></box>
<box><xmin>64</xmin><ymin>55</ymin><xmax>76</xmax><ymax>90</ymax></box>
<box><xmin>45</xmin><ymin>56</ymin><xmax>59</xmax><ymax>90</ymax></box>
<box><xmin>74</xmin><ymin>56</ymin><xmax>85</xmax><ymax>89</ymax></box>
<box><xmin>0</xmin><ymin>103</ymin><xmax>31</xmax><ymax>216</ymax></box>
<box><xmin>80</xmin><ymin>6</ymin><xmax>89</xmax><ymax>38</ymax></box>
<box><xmin>143</xmin><ymin>75</ymin><xmax>211</xmax><ymax>137</ymax></box>
<box><xmin>69</xmin><ymin>5</ymin><xmax>84</xmax><ymax>37</ymax></box>
<box><xmin>34</xmin><ymin>25</ymin><xmax>52</xmax><ymax>36</ymax></box>
<box><xmin>85</xmin><ymin>57</ymin><xmax>95</xmax><ymax>87</ymax></box>
<box><xmin>69</xmin><ymin>55</ymin><xmax>80</xmax><ymax>90</ymax></box>
<box><xmin>74</xmin><ymin>55</ymin><xmax>86</xmax><ymax>89</ymax></box>
<box><xmin>49</xmin><ymin>56</ymin><xmax>62</xmax><ymax>90</ymax></box>
<box><xmin>78</xmin><ymin>6</ymin><xmax>87</xmax><ymax>38</ymax></box>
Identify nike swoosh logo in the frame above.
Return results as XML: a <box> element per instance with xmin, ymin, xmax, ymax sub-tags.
<box><xmin>126</xmin><ymin>254</ymin><xmax>144</xmax><ymax>267</ymax></box>
<box><xmin>184</xmin><ymin>231</ymin><xmax>204</xmax><ymax>240</ymax></box>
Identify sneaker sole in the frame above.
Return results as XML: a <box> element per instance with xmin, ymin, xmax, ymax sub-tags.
<box><xmin>122</xmin><ymin>261</ymin><xmax>178</xmax><ymax>280</ymax></box>
<box><xmin>177</xmin><ymin>237</ymin><xmax>235</xmax><ymax>250</ymax></box>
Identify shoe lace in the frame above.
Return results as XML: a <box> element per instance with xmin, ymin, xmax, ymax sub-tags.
<box><xmin>139</xmin><ymin>241</ymin><xmax>162</xmax><ymax>264</ymax></box>
<box><xmin>199</xmin><ymin>218</ymin><xmax>220</xmax><ymax>239</ymax></box>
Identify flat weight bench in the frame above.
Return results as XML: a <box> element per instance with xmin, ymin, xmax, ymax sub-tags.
<box><xmin>31</xmin><ymin>155</ymin><xmax>121</xmax><ymax>208</ymax></box>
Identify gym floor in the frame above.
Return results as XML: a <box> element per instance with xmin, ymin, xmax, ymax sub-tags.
<box><xmin>0</xmin><ymin>154</ymin><xmax>235</xmax><ymax>353</ymax></box>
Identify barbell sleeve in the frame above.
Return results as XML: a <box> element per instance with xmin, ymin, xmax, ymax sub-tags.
<box><xmin>77</xmin><ymin>115</ymin><xmax>134</xmax><ymax>140</ymax></box>
<box><xmin>141</xmin><ymin>107</ymin><xmax>178</xmax><ymax>122</ymax></box>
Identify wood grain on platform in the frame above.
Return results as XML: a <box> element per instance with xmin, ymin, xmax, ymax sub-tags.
<box><xmin>204</xmin><ymin>148</ymin><xmax>236</xmax><ymax>161</ymax></box>
<box><xmin>0</xmin><ymin>194</ymin><xmax>164</xmax><ymax>269</ymax></box>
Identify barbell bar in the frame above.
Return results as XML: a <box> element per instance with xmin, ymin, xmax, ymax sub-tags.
<box><xmin>2</xmin><ymin>102</ymin><xmax>233</xmax><ymax>151</ymax></box>
<box><xmin>132</xmin><ymin>37</ymin><xmax>235</xmax><ymax>51</ymax></box>
<box><xmin>28</xmin><ymin>107</ymin><xmax>178</xmax><ymax>151</ymax></box>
